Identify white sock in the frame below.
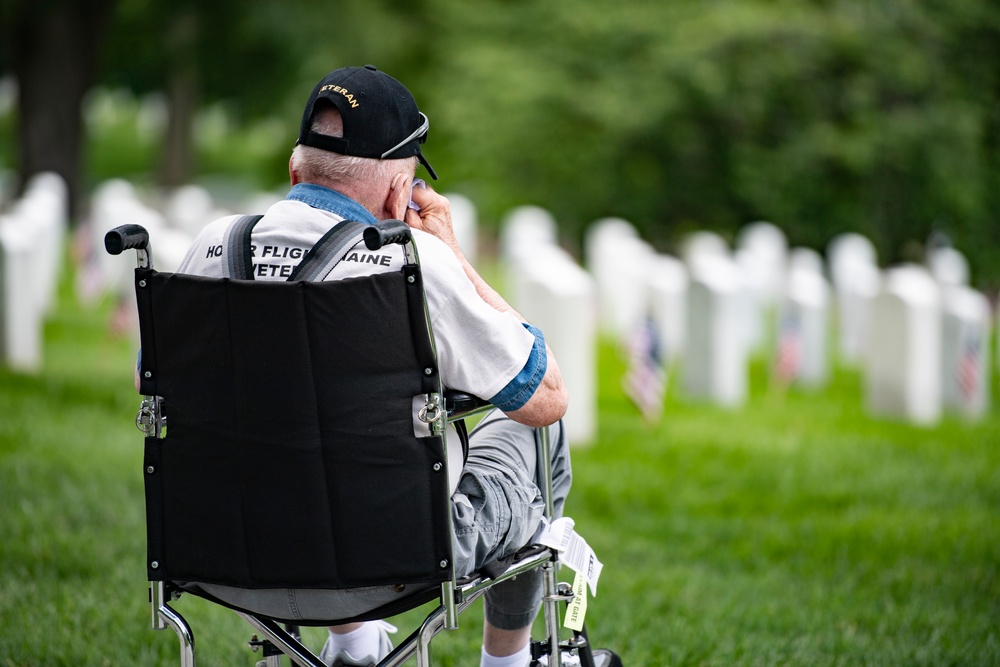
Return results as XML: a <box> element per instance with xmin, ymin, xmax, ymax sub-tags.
<box><xmin>481</xmin><ymin>643</ymin><xmax>531</xmax><ymax>667</ymax></box>
<box><xmin>327</xmin><ymin>623</ymin><xmax>380</xmax><ymax>660</ymax></box>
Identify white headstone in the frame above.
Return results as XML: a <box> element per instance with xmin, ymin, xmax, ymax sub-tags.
<box><xmin>584</xmin><ymin>217</ymin><xmax>638</xmax><ymax>282</ymax></box>
<box><xmin>775</xmin><ymin>266</ymin><xmax>830</xmax><ymax>389</ymax></box>
<box><xmin>735</xmin><ymin>220</ymin><xmax>787</xmax><ymax>305</ymax></box>
<box><xmin>827</xmin><ymin>232</ymin><xmax>880</xmax><ymax>365</ymax></box>
<box><xmin>584</xmin><ymin>218</ymin><xmax>649</xmax><ymax>338</ymax></box>
<box><xmin>13</xmin><ymin>172</ymin><xmax>69</xmax><ymax>317</ymax></box>
<box><xmin>788</xmin><ymin>246</ymin><xmax>825</xmax><ymax>276</ymax></box>
<box><xmin>734</xmin><ymin>247</ymin><xmax>770</xmax><ymax>352</ymax></box>
<box><xmin>646</xmin><ymin>254</ymin><xmax>688</xmax><ymax>365</ymax></box>
<box><xmin>499</xmin><ymin>205</ymin><xmax>558</xmax><ymax>266</ymax></box>
<box><xmin>940</xmin><ymin>285</ymin><xmax>990</xmax><ymax>418</ymax></box>
<box><xmin>150</xmin><ymin>226</ymin><xmax>194</xmax><ymax>274</ymax></box>
<box><xmin>0</xmin><ymin>214</ymin><xmax>43</xmax><ymax>372</ymax></box>
<box><xmin>241</xmin><ymin>190</ymin><xmax>284</xmax><ymax>216</ymax></box>
<box><xmin>865</xmin><ymin>265</ymin><xmax>941</xmax><ymax>425</ymax></box>
<box><xmin>926</xmin><ymin>246</ymin><xmax>970</xmax><ymax>288</ymax></box>
<box><xmin>682</xmin><ymin>254</ymin><xmax>747</xmax><ymax>407</ymax></box>
<box><xmin>445</xmin><ymin>192</ymin><xmax>478</xmax><ymax>266</ymax></box>
<box><xmin>827</xmin><ymin>232</ymin><xmax>877</xmax><ymax>288</ymax></box>
<box><xmin>680</xmin><ymin>230</ymin><xmax>728</xmax><ymax>270</ymax></box>
<box><xmin>596</xmin><ymin>234</ymin><xmax>655</xmax><ymax>340</ymax></box>
<box><xmin>163</xmin><ymin>184</ymin><xmax>217</xmax><ymax>238</ymax></box>
<box><xmin>509</xmin><ymin>245</ymin><xmax>597</xmax><ymax>446</ymax></box>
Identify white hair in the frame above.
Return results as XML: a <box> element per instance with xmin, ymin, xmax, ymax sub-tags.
<box><xmin>292</xmin><ymin>105</ymin><xmax>417</xmax><ymax>186</ymax></box>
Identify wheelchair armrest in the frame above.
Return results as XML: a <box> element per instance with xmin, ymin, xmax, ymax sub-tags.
<box><xmin>444</xmin><ymin>390</ymin><xmax>492</xmax><ymax>421</ymax></box>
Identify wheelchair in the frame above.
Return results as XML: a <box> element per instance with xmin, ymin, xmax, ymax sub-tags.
<box><xmin>105</xmin><ymin>219</ymin><xmax>621</xmax><ymax>667</ymax></box>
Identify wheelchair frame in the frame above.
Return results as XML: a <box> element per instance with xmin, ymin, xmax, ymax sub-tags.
<box><xmin>107</xmin><ymin>221</ymin><xmax>594</xmax><ymax>667</ymax></box>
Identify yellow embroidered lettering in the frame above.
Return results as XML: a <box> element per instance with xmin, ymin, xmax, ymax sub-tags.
<box><xmin>320</xmin><ymin>85</ymin><xmax>361</xmax><ymax>108</ymax></box>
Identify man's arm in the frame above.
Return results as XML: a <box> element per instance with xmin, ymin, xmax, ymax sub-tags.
<box><xmin>400</xmin><ymin>180</ymin><xmax>568</xmax><ymax>428</ymax></box>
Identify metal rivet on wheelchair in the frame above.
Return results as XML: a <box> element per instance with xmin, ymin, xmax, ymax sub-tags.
<box><xmin>424</xmin><ymin>367</ymin><xmax>433</xmax><ymax>375</ymax></box>
<box><xmin>139</xmin><ymin>279</ymin><xmax>147</xmax><ymax>287</ymax></box>
<box><xmin>433</xmin><ymin>462</ymin><xmax>442</xmax><ymax>472</ymax></box>
<box><xmin>146</xmin><ymin>465</ymin><xmax>155</xmax><ymax>474</ymax></box>
<box><xmin>439</xmin><ymin>559</ymin><xmax>448</xmax><ymax>568</ymax></box>
<box><xmin>150</xmin><ymin>560</ymin><xmax>159</xmax><ymax>569</ymax></box>
<box><xmin>144</xmin><ymin>371</ymin><xmax>152</xmax><ymax>378</ymax></box>
<box><xmin>407</xmin><ymin>275</ymin><xmax>415</xmax><ymax>283</ymax></box>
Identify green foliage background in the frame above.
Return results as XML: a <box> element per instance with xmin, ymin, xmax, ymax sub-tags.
<box><xmin>4</xmin><ymin>0</ymin><xmax>1000</xmax><ymax>282</ymax></box>
<box><xmin>408</xmin><ymin>0</ymin><xmax>1000</xmax><ymax>277</ymax></box>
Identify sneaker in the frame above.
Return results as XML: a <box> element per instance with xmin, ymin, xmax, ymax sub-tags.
<box><xmin>319</xmin><ymin>621</ymin><xmax>397</xmax><ymax>667</ymax></box>
<box><xmin>536</xmin><ymin>648</ymin><xmax>622</xmax><ymax>667</ymax></box>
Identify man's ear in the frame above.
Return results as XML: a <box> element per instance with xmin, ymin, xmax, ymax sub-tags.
<box><xmin>289</xmin><ymin>155</ymin><xmax>301</xmax><ymax>186</ymax></box>
<box><xmin>385</xmin><ymin>173</ymin><xmax>411</xmax><ymax>220</ymax></box>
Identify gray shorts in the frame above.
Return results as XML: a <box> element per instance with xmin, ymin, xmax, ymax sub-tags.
<box><xmin>190</xmin><ymin>412</ymin><xmax>572</xmax><ymax>630</ymax></box>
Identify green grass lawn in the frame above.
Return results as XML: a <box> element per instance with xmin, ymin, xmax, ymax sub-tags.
<box><xmin>1</xmin><ymin>267</ymin><xmax>998</xmax><ymax>666</ymax></box>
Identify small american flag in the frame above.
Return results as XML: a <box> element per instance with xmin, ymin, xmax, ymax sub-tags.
<box><xmin>956</xmin><ymin>331</ymin><xmax>981</xmax><ymax>407</ymax></box>
<box><xmin>623</xmin><ymin>316</ymin><xmax>666</xmax><ymax>421</ymax></box>
<box><xmin>773</xmin><ymin>308</ymin><xmax>802</xmax><ymax>385</ymax></box>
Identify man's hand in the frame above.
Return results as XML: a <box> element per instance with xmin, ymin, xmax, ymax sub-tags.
<box><xmin>402</xmin><ymin>180</ymin><xmax>462</xmax><ymax>253</ymax></box>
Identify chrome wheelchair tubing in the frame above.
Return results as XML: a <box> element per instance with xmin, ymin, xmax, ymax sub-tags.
<box><xmin>534</xmin><ymin>424</ymin><xmax>565</xmax><ymax>666</ymax></box>
<box><xmin>541</xmin><ymin>559</ymin><xmax>563</xmax><ymax>667</ymax></box>
<box><xmin>535</xmin><ymin>425</ymin><xmax>556</xmax><ymax>521</ymax></box>
<box><xmin>136</xmin><ymin>246</ymin><xmax>151</xmax><ymax>270</ymax></box>
<box><xmin>401</xmin><ymin>237</ymin><xmax>420</xmax><ymax>267</ymax></box>
<box><xmin>442</xmin><ymin>579</ymin><xmax>459</xmax><ymax>631</ymax></box>
<box><xmin>375</xmin><ymin>550</ymin><xmax>556</xmax><ymax>667</ymax></box>
<box><xmin>151</xmin><ymin>582</ymin><xmax>196</xmax><ymax>667</ymax></box>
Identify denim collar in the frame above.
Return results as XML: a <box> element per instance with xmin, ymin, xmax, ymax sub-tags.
<box><xmin>285</xmin><ymin>183</ymin><xmax>378</xmax><ymax>225</ymax></box>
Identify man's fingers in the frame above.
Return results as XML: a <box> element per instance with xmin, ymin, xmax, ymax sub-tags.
<box><xmin>404</xmin><ymin>207</ymin><xmax>423</xmax><ymax>230</ymax></box>
<box><xmin>409</xmin><ymin>181</ymin><xmax>431</xmax><ymax>206</ymax></box>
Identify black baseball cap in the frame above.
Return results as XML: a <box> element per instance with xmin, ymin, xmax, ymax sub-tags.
<box><xmin>297</xmin><ymin>64</ymin><xmax>438</xmax><ymax>180</ymax></box>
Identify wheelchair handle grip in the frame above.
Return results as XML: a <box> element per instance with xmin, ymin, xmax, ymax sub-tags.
<box><xmin>364</xmin><ymin>219</ymin><xmax>412</xmax><ymax>250</ymax></box>
<box><xmin>105</xmin><ymin>224</ymin><xmax>150</xmax><ymax>255</ymax></box>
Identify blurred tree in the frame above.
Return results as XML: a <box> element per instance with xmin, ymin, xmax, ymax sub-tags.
<box><xmin>0</xmin><ymin>0</ymin><xmax>116</xmax><ymax>218</ymax></box>
<box><xmin>102</xmin><ymin>0</ymin><xmax>306</xmax><ymax>187</ymax></box>
<box><xmin>423</xmin><ymin>0</ymin><xmax>1000</xmax><ymax>283</ymax></box>
<box><xmin>101</xmin><ymin>0</ymin><xmax>430</xmax><ymax>188</ymax></box>
<box><xmin>5</xmin><ymin>0</ymin><xmax>998</xmax><ymax>284</ymax></box>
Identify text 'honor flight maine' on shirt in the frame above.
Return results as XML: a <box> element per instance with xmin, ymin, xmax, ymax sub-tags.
<box><xmin>201</xmin><ymin>242</ymin><xmax>394</xmax><ymax>278</ymax></box>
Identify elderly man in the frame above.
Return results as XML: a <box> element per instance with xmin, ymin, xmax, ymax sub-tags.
<box><xmin>174</xmin><ymin>65</ymin><xmax>588</xmax><ymax>667</ymax></box>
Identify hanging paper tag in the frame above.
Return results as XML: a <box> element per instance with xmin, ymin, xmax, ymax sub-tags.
<box><xmin>537</xmin><ymin>516</ymin><xmax>603</xmax><ymax>596</ymax></box>
<box><xmin>563</xmin><ymin>570</ymin><xmax>588</xmax><ymax>631</ymax></box>
<box><xmin>537</xmin><ymin>517</ymin><xmax>576</xmax><ymax>552</ymax></box>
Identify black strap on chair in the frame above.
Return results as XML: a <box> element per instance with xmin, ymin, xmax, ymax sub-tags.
<box><xmin>289</xmin><ymin>220</ymin><xmax>367</xmax><ymax>282</ymax></box>
<box><xmin>224</xmin><ymin>214</ymin><xmax>264</xmax><ymax>279</ymax></box>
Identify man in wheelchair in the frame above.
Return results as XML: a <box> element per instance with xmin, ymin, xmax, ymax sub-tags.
<box><xmin>157</xmin><ymin>65</ymin><xmax>615</xmax><ymax>667</ymax></box>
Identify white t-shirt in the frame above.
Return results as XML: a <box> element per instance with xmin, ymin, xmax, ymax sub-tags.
<box><xmin>177</xmin><ymin>184</ymin><xmax>539</xmax><ymax>490</ymax></box>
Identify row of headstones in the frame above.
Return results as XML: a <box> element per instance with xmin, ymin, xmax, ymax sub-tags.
<box><xmin>5</xmin><ymin>173</ymin><xmax>990</xmax><ymax>437</ymax></box>
<box><xmin>84</xmin><ymin>179</ymin><xmax>245</xmax><ymax>301</ymax></box>
<box><xmin>0</xmin><ymin>177</ymin><xmax>276</xmax><ymax>373</ymax></box>
<box><xmin>0</xmin><ymin>172</ymin><xmax>69</xmax><ymax>372</ymax></box>
<box><xmin>497</xmin><ymin>209</ymin><xmax>995</xmax><ymax>443</ymax></box>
